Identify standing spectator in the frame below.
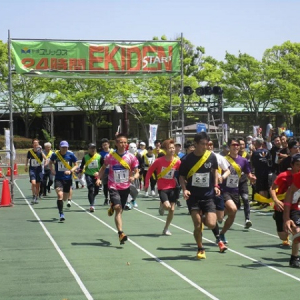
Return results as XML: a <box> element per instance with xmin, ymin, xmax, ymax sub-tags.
<box><xmin>279</xmin><ymin>139</ymin><xmax>300</xmax><ymax>173</ymax></box>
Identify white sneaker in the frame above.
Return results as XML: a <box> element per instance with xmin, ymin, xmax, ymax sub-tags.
<box><xmin>131</xmin><ymin>200</ymin><xmax>138</xmax><ymax>208</ymax></box>
<box><xmin>34</xmin><ymin>197</ymin><xmax>39</xmax><ymax>204</ymax></box>
<box><xmin>145</xmin><ymin>192</ymin><xmax>149</xmax><ymax>197</ymax></box>
<box><xmin>151</xmin><ymin>190</ymin><xmax>155</xmax><ymax>196</ymax></box>
<box><xmin>245</xmin><ymin>219</ymin><xmax>252</xmax><ymax>229</ymax></box>
<box><xmin>89</xmin><ymin>206</ymin><xmax>95</xmax><ymax>212</ymax></box>
<box><xmin>162</xmin><ymin>229</ymin><xmax>172</xmax><ymax>236</ymax></box>
<box><xmin>67</xmin><ymin>200</ymin><xmax>72</xmax><ymax>208</ymax></box>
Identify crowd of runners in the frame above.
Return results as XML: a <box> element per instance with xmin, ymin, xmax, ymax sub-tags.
<box><xmin>24</xmin><ymin>130</ymin><xmax>300</xmax><ymax>268</ymax></box>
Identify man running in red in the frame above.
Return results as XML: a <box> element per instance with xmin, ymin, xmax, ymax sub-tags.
<box><xmin>144</xmin><ymin>139</ymin><xmax>181</xmax><ymax>236</ymax></box>
<box><xmin>270</xmin><ymin>153</ymin><xmax>300</xmax><ymax>246</ymax></box>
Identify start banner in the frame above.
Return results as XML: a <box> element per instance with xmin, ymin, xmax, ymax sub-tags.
<box><xmin>11</xmin><ymin>40</ymin><xmax>181</xmax><ymax>78</ymax></box>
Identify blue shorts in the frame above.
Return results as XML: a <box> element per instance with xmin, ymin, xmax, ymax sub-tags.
<box><xmin>29</xmin><ymin>167</ymin><xmax>43</xmax><ymax>183</ymax></box>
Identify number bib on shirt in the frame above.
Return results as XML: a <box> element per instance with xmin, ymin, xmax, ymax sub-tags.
<box><xmin>226</xmin><ymin>174</ymin><xmax>239</xmax><ymax>188</ymax></box>
<box><xmin>88</xmin><ymin>160</ymin><xmax>99</xmax><ymax>169</ymax></box>
<box><xmin>161</xmin><ymin>167</ymin><xmax>175</xmax><ymax>179</ymax></box>
<box><xmin>114</xmin><ymin>169</ymin><xmax>129</xmax><ymax>183</ymax></box>
<box><xmin>31</xmin><ymin>159</ymin><xmax>40</xmax><ymax>167</ymax></box>
<box><xmin>192</xmin><ymin>172</ymin><xmax>210</xmax><ymax>187</ymax></box>
<box><xmin>58</xmin><ymin>161</ymin><xmax>68</xmax><ymax>172</ymax></box>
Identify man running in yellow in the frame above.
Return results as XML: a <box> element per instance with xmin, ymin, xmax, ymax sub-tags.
<box><xmin>79</xmin><ymin>143</ymin><xmax>102</xmax><ymax>212</ymax></box>
<box><xmin>179</xmin><ymin>132</ymin><xmax>220</xmax><ymax>259</ymax></box>
<box><xmin>49</xmin><ymin>141</ymin><xmax>78</xmax><ymax>222</ymax></box>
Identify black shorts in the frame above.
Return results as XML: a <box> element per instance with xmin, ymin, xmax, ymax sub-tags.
<box><xmin>214</xmin><ymin>195</ymin><xmax>224</xmax><ymax>211</ymax></box>
<box><xmin>255</xmin><ymin>176</ymin><xmax>269</xmax><ymax>192</ymax></box>
<box><xmin>273</xmin><ymin>210</ymin><xmax>284</xmax><ymax>232</ymax></box>
<box><xmin>223</xmin><ymin>192</ymin><xmax>240</xmax><ymax>209</ymax></box>
<box><xmin>291</xmin><ymin>210</ymin><xmax>300</xmax><ymax>227</ymax></box>
<box><xmin>239</xmin><ymin>180</ymin><xmax>249</xmax><ymax>195</ymax></box>
<box><xmin>158</xmin><ymin>188</ymin><xmax>177</xmax><ymax>203</ymax></box>
<box><xmin>186</xmin><ymin>197</ymin><xmax>216</xmax><ymax>214</ymax></box>
<box><xmin>109</xmin><ymin>188</ymin><xmax>130</xmax><ymax>209</ymax></box>
<box><xmin>55</xmin><ymin>179</ymin><xmax>72</xmax><ymax>193</ymax></box>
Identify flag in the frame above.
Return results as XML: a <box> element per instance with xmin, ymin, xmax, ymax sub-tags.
<box><xmin>5</xmin><ymin>129</ymin><xmax>16</xmax><ymax>160</ymax></box>
<box><xmin>149</xmin><ymin>124</ymin><xmax>158</xmax><ymax>147</ymax></box>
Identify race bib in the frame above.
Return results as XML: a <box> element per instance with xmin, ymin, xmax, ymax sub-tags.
<box><xmin>226</xmin><ymin>174</ymin><xmax>239</xmax><ymax>188</ymax></box>
<box><xmin>88</xmin><ymin>160</ymin><xmax>99</xmax><ymax>169</ymax></box>
<box><xmin>58</xmin><ymin>161</ymin><xmax>68</xmax><ymax>172</ymax></box>
<box><xmin>148</xmin><ymin>157</ymin><xmax>155</xmax><ymax>165</ymax></box>
<box><xmin>114</xmin><ymin>169</ymin><xmax>129</xmax><ymax>183</ymax></box>
<box><xmin>31</xmin><ymin>159</ymin><xmax>40</xmax><ymax>167</ymax></box>
<box><xmin>191</xmin><ymin>172</ymin><xmax>210</xmax><ymax>187</ymax></box>
<box><xmin>161</xmin><ymin>167</ymin><xmax>175</xmax><ymax>179</ymax></box>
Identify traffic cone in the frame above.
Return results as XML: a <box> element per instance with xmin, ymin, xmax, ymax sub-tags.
<box><xmin>13</xmin><ymin>163</ymin><xmax>18</xmax><ymax>176</ymax></box>
<box><xmin>6</xmin><ymin>167</ymin><xmax>11</xmax><ymax>176</ymax></box>
<box><xmin>0</xmin><ymin>179</ymin><xmax>12</xmax><ymax>207</ymax></box>
<box><xmin>0</xmin><ymin>168</ymin><xmax>3</xmax><ymax>178</ymax></box>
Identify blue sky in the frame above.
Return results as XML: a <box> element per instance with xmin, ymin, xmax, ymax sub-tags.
<box><xmin>0</xmin><ymin>0</ymin><xmax>299</xmax><ymax>61</ymax></box>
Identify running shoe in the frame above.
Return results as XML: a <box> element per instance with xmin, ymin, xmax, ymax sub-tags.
<box><xmin>282</xmin><ymin>238</ymin><xmax>290</xmax><ymax>246</ymax></box>
<box><xmin>119</xmin><ymin>232</ymin><xmax>128</xmax><ymax>245</ymax></box>
<box><xmin>131</xmin><ymin>200</ymin><xmax>138</xmax><ymax>208</ymax></box>
<box><xmin>177</xmin><ymin>200</ymin><xmax>183</xmax><ymax>207</ymax></box>
<box><xmin>245</xmin><ymin>219</ymin><xmax>252</xmax><ymax>229</ymax></box>
<box><xmin>124</xmin><ymin>202</ymin><xmax>132</xmax><ymax>210</ymax></box>
<box><xmin>162</xmin><ymin>229</ymin><xmax>172</xmax><ymax>236</ymax></box>
<box><xmin>103</xmin><ymin>199</ymin><xmax>109</xmax><ymax>205</ymax></box>
<box><xmin>34</xmin><ymin>197</ymin><xmax>39</xmax><ymax>204</ymax></box>
<box><xmin>67</xmin><ymin>200</ymin><xmax>72</xmax><ymax>208</ymax></box>
<box><xmin>107</xmin><ymin>203</ymin><xmax>114</xmax><ymax>217</ymax></box>
<box><xmin>289</xmin><ymin>256</ymin><xmax>300</xmax><ymax>268</ymax></box>
<box><xmin>31</xmin><ymin>195</ymin><xmax>35</xmax><ymax>204</ymax></box>
<box><xmin>158</xmin><ymin>203</ymin><xmax>165</xmax><ymax>216</ymax></box>
<box><xmin>89</xmin><ymin>206</ymin><xmax>95</xmax><ymax>212</ymax></box>
<box><xmin>197</xmin><ymin>249</ymin><xmax>206</xmax><ymax>259</ymax></box>
<box><xmin>151</xmin><ymin>190</ymin><xmax>156</xmax><ymax>197</ymax></box>
<box><xmin>220</xmin><ymin>233</ymin><xmax>228</xmax><ymax>244</ymax></box>
<box><xmin>59</xmin><ymin>213</ymin><xmax>65</xmax><ymax>221</ymax></box>
<box><xmin>145</xmin><ymin>191</ymin><xmax>149</xmax><ymax>197</ymax></box>
<box><xmin>218</xmin><ymin>240</ymin><xmax>228</xmax><ymax>253</ymax></box>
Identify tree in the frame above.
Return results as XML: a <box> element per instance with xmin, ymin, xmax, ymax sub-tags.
<box><xmin>220</xmin><ymin>52</ymin><xmax>275</xmax><ymax>125</ymax></box>
<box><xmin>263</xmin><ymin>41</ymin><xmax>300</xmax><ymax>130</ymax></box>
<box><xmin>50</xmin><ymin>78</ymin><xmax>131</xmax><ymax>143</ymax></box>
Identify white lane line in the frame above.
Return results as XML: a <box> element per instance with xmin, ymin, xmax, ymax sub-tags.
<box><xmin>15</xmin><ymin>181</ymin><xmax>94</xmax><ymax>300</ymax></box>
<box><xmin>72</xmin><ymin>202</ymin><xmax>219</xmax><ymax>300</ymax></box>
<box><xmin>133</xmin><ymin>208</ymin><xmax>300</xmax><ymax>283</ymax></box>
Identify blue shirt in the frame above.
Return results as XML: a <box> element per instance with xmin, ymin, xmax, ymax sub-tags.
<box><xmin>50</xmin><ymin>151</ymin><xmax>78</xmax><ymax>180</ymax></box>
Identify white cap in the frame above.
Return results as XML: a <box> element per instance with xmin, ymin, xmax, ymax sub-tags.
<box><xmin>246</xmin><ymin>135</ymin><xmax>253</xmax><ymax>139</ymax></box>
<box><xmin>140</xmin><ymin>142</ymin><xmax>146</xmax><ymax>146</ymax></box>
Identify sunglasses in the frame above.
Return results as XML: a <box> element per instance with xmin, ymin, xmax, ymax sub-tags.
<box><xmin>230</xmin><ymin>143</ymin><xmax>240</xmax><ymax>147</ymax></box>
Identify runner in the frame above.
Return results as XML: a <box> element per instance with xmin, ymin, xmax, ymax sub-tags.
<box><xmin>142</xmin><ymin>146</ymin><xmax>156</xmax><ymax>197</ymax></box>
<box><xmin>79</xmin><ymin>143</ymin><xmax>102</xmax><ymax>212</ymax></box>
<box><xmin>179</xmin><ymin>132</ymin><xmax>220</xmax><ymax>259</ymax></box>
<box><xmin>238</xmin><ymin>138</ymin><xmax>252</xmax><ymax>227</ymax></box>
<box><xmin>98</xmin><ymin>133</ymin><xmax>139</xmax><ymax>245</ymax></box>
<box><xmin>48</xmin><ymin>140</ymin><xmax>78</xmax><ymax>222</ymax></box>
<box><xmin>24</xmin><ymin>139</ymin><xmax>46</xmax><ymax>204</ymax></box>
<box><xmin>144</xmin><ymin>139</ymin><xmax>181</xmax><ymax>236</ymax></box>
<box><xmin>41</xmin><ymin>142</ymin><xmax>54</xmax><ymax>197</ymax></box>
<box><xmin>219</xmin><ymin>138</ymin><xmax>256</xmax><ymax>244</ymax></box>
<box><xmin>284</xmin><ymin>168</ymin><xmax>300</xmax><ymax>268</ymax></box>
<box><xmin>207</xmin><ymin>140</ymin><xmax>230</xmax><ymax>252</ymax></box>
<box><xmin>270</xmin><ymin>154</ymin><xmax>300</xmax><ymax>247</ymax></box>
<box><xmin>99</xmin><ymin>138</ymin><xmax>112</xmax><ymax>205</ymax></box>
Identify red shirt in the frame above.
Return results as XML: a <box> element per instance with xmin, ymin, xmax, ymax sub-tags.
<box><xmin>274</xmin><ymin>170</ymin><xmax>293</xmax><ymax>211</ymax></box>
<box><xmin>145</xmin><ymin>156</ymin><xmax>181</xmax><ymax>191</ymax></box>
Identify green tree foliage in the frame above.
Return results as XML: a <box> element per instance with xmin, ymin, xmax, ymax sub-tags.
<box><xmin>220</xmin><ymin>52</ymin><xmax>274</xmax><ymax>123</ymax></box>
<box><xmin>263</xmin><ymin>41</ymin><xmax>300</xmax><ymax>129</ymax></box>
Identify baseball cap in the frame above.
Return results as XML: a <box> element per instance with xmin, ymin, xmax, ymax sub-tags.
<box><xmin>140</xmin><ymin>142</ymin><xmax>146</xmax><ymax>146</ymax></box>
<box><xmin>246</xmin><ymin>135</ymin><xmax>253</xmax><ymax>139</ymax></box>
<box><xmin>60</xmin><ymin>140</ymin><xmax>69</xmax><ymax>147</ymax></box>
<box><xmin>292</xmin><ymin>153</ymin><xmax>300</xmax><ymax>164</ymax></box>
<box><xmin>88</xmin><ymin>143</ymin><xmax>96</xmax><ymax>149</ymax></box>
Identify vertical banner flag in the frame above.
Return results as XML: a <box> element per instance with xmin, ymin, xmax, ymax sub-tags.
<box><xmin>5</xmin><ymin>129</ymin><xmax>16</xmax><ymax>160</ymax></box>
<box><xmin>149</xmin><ymin>124</ymin><xmax>158</xmax><ymax>147</ymax></box>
